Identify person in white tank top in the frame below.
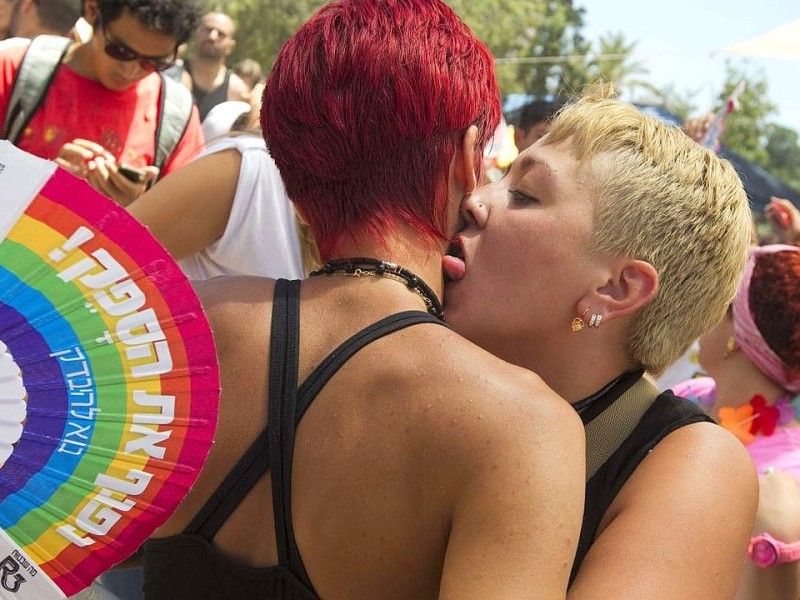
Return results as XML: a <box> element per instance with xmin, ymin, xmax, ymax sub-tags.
<box><xmin>127</xmin><ymin>131</ymin><xmax>314</xmax><ymax>281</ymax></box>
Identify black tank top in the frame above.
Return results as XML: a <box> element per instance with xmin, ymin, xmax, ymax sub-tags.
<box><xmin>570</xmin><ymin>371</ymin><xmax>714</xmax><ymax>584</ymax></box>
<box><xmin>185</xmin><ymin>60</ymin><xmax>231</xmax><ymax>122</ymax></box>
<box><xmin>142</xmin><ymin>279</ymin><xmax>449</xmax><ymax>599</ymax></box>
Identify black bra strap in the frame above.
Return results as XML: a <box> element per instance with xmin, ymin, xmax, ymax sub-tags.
<box><xmin>268</xmin><ymin>279</ymin><xmax>302</xmax><ymax>571</ymax></box>
<box><xmin>185</xmin><ymin>287</ymin><xmax>448</xmax><ymax>590</ymax></box>
<box><xmin>184</xmin><ymin>431</ymin><xmax>271</xmax><ymax>540</ymax></box>
<box><xmin>184</xmin><ymin>284</ymin><xmax>298</xmax><ymax>539</ymax></box>
<box><xmin>295</xmin><ymin>311</ymin><xmax>449</xmax><ymax>424</ymax></box>
<box><xmin>281</xmin><ymin>309</ymin><xmax>449</xmax><ymax>586</ymax></box>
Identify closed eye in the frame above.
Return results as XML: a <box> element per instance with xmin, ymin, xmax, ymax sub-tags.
<box><xmin>509</xmin><ymin>189</ymin><xmax>539</xmax><ymax>205</ymax></box>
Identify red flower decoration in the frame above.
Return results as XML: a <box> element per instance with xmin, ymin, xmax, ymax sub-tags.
<box><xmin>750</xmin><ymin>394</ymin><xmax>780</xmax><ymax>436</ymax></box>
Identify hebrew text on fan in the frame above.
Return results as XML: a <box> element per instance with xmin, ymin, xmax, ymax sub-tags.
<box><xmin>45</xmin><ymin>227</ymin><xmax>179</xmax><ymax>548</ymax></box>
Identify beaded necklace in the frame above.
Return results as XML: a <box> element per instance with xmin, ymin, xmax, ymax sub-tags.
<box><xmin>309</xmin><ymin>257</ymin><xmax>445</xmax><ymax>321</ymax></box>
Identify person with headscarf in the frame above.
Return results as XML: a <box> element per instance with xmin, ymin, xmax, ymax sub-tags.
<box><xmin>674</xmin><ymin>244</ymin><xmax>800</xmax><ymax>600</ymax></box>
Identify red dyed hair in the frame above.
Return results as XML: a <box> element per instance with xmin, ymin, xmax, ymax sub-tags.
<box><xmin>261</xmin><ymin>0</ymin><xmax>501</xmax><ymax>259</ymax></box>
<box><xmin>750</xmin><ymin>250</ymin><xmax>800</xmax><ymax>379</ymax></box>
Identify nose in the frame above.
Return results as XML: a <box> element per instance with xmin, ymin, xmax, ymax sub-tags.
<box><xmin>460</xmin><ymin>191</ymin><xmax>489</xmax><ymax>230</ymax></box>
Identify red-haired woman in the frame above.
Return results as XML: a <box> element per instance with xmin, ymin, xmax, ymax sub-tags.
<box><xmin>138</xmin><ymin>1</ymin><xmax>585</xmax><ymax>599</ymax></box>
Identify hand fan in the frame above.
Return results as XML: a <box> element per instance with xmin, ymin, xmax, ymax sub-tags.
<box><xmin>0</xmin><ymin>142</ymin><xmax>219</xmax><ymax>598</ymax></box>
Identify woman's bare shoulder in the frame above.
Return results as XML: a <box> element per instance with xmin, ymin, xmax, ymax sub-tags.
<box><xmin>194</xmin><ymin>276</ymin><xmax>275</xmax><ymax>316</ymax></box>
<box><xmin>432</xmin><ymin>328</ymin><xmax>574</xmax><ymax>415</ymax></box>
<box><xmin>611</xmin><ymin>421</ymin><xmax>757</xmax><ymax>516</ymax></box>
<box><xmin>193</xmin><ymin>276</ymin><xmax>276</xmax><ymax>359</ymax></box>
<box><xmin>399</xmin><ymin>328</ymin><xmax>584</xmax><ymax>455</ymax></box>
<box><xmin>571</xmin><ymin>423</ymin><xmax>757</xmax><ymax>599</ymax></box>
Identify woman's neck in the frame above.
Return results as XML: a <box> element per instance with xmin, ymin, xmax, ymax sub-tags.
<box><xmin>710</xmin><ymin>357</ymin><xmax>800</xmax><ymax>436</ymax></box>
<box><xmin>509</xmin><ymin>337</ymin><xmax>638</xmax><ymax>405</ymax></box>
<box><xmin>711</xmin><ymin>357</ymin><xmax>787</xmax><ymax>413</ymax></box>
<box><xmin>328</xmin><ymin>235</ymin><xmax>446</xmax><ymax>305</ymax></box>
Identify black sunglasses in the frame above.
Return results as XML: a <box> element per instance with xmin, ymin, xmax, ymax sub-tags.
<box><xmin>99</xmin><ymin>17</ymin><xmax>176</xmax><ymax>72</ymax></box>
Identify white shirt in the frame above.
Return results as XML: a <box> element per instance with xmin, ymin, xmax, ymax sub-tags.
<box><xmin>178</xmin><ymin>135</ymin><xmax>305</xmax><ymax>281</ymax></box>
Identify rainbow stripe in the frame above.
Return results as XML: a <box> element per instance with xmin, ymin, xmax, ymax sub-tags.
<box><xmin>0</xmin><ymin>155</ymin><xmax>219</xmax><ymax>597</ymax></box>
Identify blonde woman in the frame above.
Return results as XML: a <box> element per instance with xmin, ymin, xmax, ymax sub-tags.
<box><xmin>445</xmin><ymin>85</ymin><xmax>759</xmax><ymax>599</ymax></box>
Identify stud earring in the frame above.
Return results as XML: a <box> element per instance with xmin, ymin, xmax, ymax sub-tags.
<box><xmin>588</xmin><ymin>313</ymin><xmax>603</xmax><ymax>328</ymax></box>
<box><xmin>723</xmin><ymin>336</ymin><xmax>737</xmax><ymax>359</ymax></box>
<box><xmin>571</xmin><ymin>307</ymin><xmax>590</xmax><ymax>332</ymax></box>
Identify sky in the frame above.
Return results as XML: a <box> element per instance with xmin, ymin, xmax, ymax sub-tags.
<box><xmin>576</xmin><ymin>0</ymin><xmax>800</xmax><ymax>134</ymax></box>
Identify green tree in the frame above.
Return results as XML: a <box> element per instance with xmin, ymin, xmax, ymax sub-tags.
<box><xmin>220</xmin><ymin>0</ymin><xmax>326</xmax><ymax>72</ymax></box>
<box><xmin>716</xmin><ymin>61</ymin><xmax>776</xmax><ymax>167</ymax></box>
<box><xmin>218</xmin><ymin>0</ymin><xmax>590</xmax><ymax>99</ymax></box>
<box><xmin>765</xmin><ymin>124</ymin><xmax>800</xmax><ymax>191</ymax></box>
<box><xmin>587</xmin><ymin>32</ymin><xmax>656</xmax><ymax>99</ymax></box>
<box><xmin>448</xmin><ymin>0</ymin><xmax>589</xmax><ymax>98</ymax></box>
<box><xmin>523</xmin><ymin>0</ymin><xmax>590</xmax><ymax>98</ymax></box>
<box><xmin>649</xmin><ymin>82</ymin><xmax>698</xmax><ymax>121</ymax></box>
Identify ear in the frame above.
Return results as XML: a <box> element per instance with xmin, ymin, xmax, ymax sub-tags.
<box><xmin>453</xmin><ymin>124</ymin><xmax>478</xmax><ymax>196</ymax></box>
<box><xmin>84</xmin><ymin>0</ymin><xmax>99</xmax><ymax>25</ymax></box>
<box><xmin>590</xmin><ymin>259</ymin><xmax>658</xmax><ymax>322</ymax></box>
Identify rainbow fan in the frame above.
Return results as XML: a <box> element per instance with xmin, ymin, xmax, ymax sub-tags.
<box><xmin>0</xmin><ymin>142</ymin><xmax>219</xmax><ymax>598</ymax></box>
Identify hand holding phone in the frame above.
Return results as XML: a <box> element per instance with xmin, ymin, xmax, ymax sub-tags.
<box><xmin>118</xmin><ymin>163</ymin><xmax>148</xmax><ymax>183</ymax></box>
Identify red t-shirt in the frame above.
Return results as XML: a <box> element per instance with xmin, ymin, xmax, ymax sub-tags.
<box><xmin>0</xmin><ymin>42</ymin><xmax>204</xmax><ymax>176</ymax></box>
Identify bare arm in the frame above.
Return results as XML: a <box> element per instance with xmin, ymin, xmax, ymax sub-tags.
<box><xmin>568</xmin><ymin>423</ymin><xmax>758</xmax><ymax>600</ymax></box>
<box><xmin>228</xmin><ymin>72</ymin><xmax>252</xmax><ymax>103</ymax></box>
<box><xmin>438</xmin><ymin>381</ymin><xmax>585</xmax><ymax>599</ymax></box>
<box><xmin>736</xmin><ymin>470</ymin><xmax>800</xmax><ymax>600</ymax></box>
<box><xmin>127</xmin><ymin>149</ymin><xmax>241</xmax><ymax>260</ymax></box>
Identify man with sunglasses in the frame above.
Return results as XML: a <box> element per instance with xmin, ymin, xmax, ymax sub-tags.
<box><xmin>0</xmin><ymin>0</ymin><xmax>204</xmax><ymax>206</ymax></box>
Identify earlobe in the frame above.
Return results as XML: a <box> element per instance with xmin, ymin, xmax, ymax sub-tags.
<box><xmin>595</xmin><ymin>259</ymin><xmax>658</xmax><ymax>321</ymax></box>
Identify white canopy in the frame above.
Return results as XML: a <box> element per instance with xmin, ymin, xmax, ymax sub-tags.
<box><xmin>719</xmin><ymin>17</ymin><xmax>800</xmax><ymax>60</ymax></box>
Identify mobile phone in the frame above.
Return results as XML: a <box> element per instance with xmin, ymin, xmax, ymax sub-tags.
<box><xmin>118</xmin><ymin>163</ymin><xmax>147</xmax><ymax>183</ymax></box>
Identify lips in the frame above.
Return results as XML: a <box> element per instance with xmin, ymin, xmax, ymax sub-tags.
<box><xmin>443</xmin><ymin>237</ymin><xmax>466</xmax><ymax>282</ymax></box>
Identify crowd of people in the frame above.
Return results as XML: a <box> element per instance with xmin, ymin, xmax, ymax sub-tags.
<box><xmin>0</xmin><ymin>0</ymin><xmax>267</xmax><ymax>207</ymax></box>
<box><xmin>2</xmin><ymin>1</ymin><xmax>800</xmax><ymax>599</ymax></box>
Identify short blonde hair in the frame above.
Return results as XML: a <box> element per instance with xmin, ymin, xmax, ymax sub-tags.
<box><xmin>546</xmin><ymin>83</ymin><xmax>753</xmax><ymax>374</ymax></box>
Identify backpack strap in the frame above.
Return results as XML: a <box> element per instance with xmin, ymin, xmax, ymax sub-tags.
<box><xmin>3</xmin><ymin>35</ymin><xmax>71</xmax><ymax>143</ymax></box>
<box><xmin>584</xmin><ymin>374</ymin><xmax>660</xmax><ymax>480</ymax></box>
<box><xmin>153</xmin><ymin>72</ymin><xmax>194</xmax><ymax>179</ymax></box>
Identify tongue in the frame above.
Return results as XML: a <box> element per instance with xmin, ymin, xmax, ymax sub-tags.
<box><xmin>442</xmin><ymin>255</ymin><xmax>466</xmax><ymax>282</ymax></box>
